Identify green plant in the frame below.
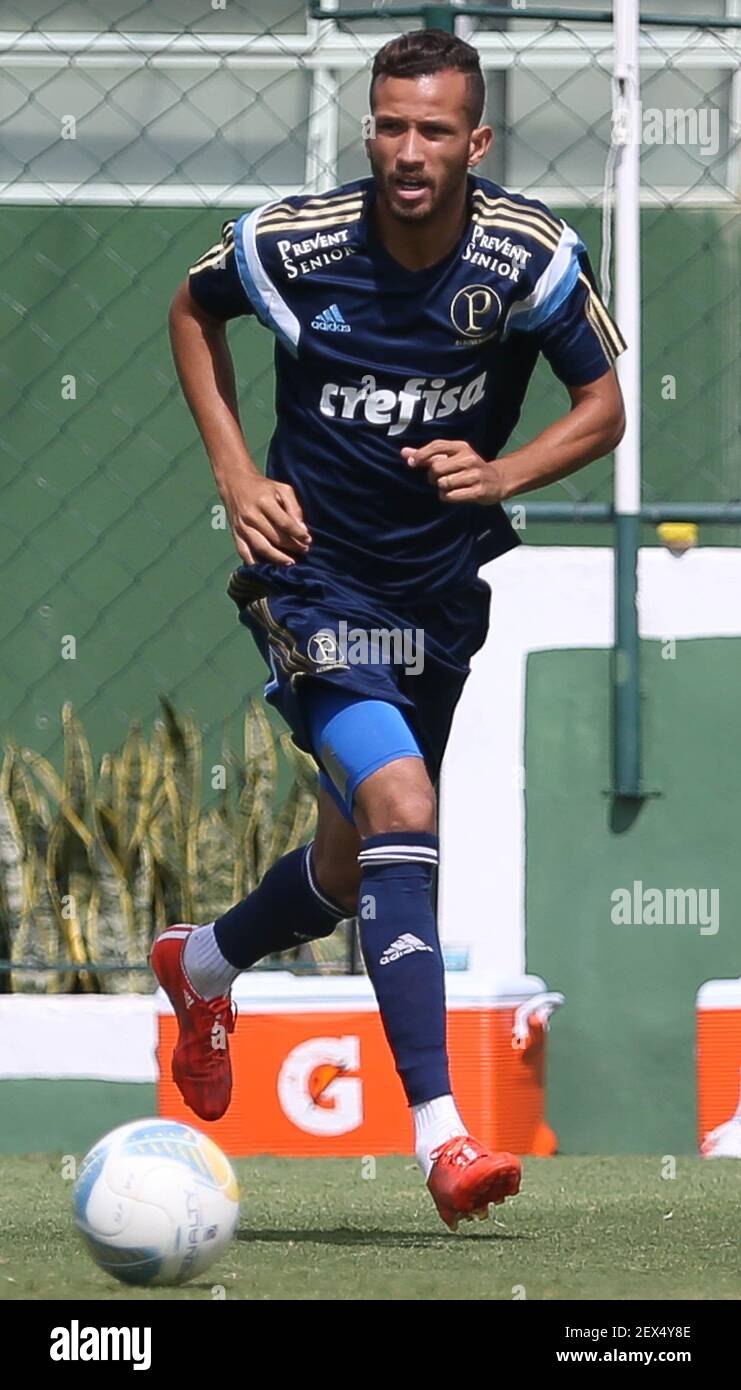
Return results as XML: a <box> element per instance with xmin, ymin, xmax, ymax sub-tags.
<box><xmin>0</xmin><ymin>698</ymin><xmax>351</xmax><ymax>993</ymax></box>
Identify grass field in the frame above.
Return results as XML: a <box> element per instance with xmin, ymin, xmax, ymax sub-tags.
<box><xmin>0</xmin><ymin>1155</ymin><xmax>738</xmax><ymax>1302</ymax></box>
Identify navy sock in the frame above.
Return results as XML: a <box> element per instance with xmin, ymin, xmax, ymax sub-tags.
<box><xmin>357</xmin><ymin>831</ymin><xmax>450</xmax><ymax>1105</ymax></box>
<box><xmin>214</xmin><ymin>844</ymin><xmax>347</xmax><ymax>969</ymax></box>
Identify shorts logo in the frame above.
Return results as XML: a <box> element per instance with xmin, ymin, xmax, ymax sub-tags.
<box><xmin>308</xmin><ymin>621</ymin><xmax>425</xmax><ymax>676</ymax></box>
<box><xmin>450</xmin><ymin>285</ymin><xmax>502</xmax><ymax>341</ymax></box>
<box><xmin>307</xmin><ymin>630</ymin><xmax>342</xmax><ymax>664</ymax></box>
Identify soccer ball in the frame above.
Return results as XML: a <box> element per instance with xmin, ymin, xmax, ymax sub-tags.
<box><xmin>72</xmin><ymin>1119</ymin><xmax>240</xmax><ymax>1286</ymax></box>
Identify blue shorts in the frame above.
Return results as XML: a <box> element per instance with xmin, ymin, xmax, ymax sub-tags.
<box><xmin>227</xmin><ymin>562</ymin><xmax>491</xmax><ymax>814</ymax></box>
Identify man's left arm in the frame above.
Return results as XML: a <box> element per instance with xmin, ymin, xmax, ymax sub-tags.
<box><xmin>402</xmin><ymin>366</ymin><xmax>624</xmax><ymax>503</ymax></box>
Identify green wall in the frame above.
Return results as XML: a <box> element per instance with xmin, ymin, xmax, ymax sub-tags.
<box><xmin>0</xmin><ymin>1081</ymin><xmax>154</xmax><ymax>1155</ymax></box>
<box><xmin>0</xmin><ymin>205</ymin><xmax>275</xmax><ymax>777</ymax></box>
<box><xmin>525</xmin><ymin>638</ymin><xmax>741</xmax><ymax>1153</ymax></box>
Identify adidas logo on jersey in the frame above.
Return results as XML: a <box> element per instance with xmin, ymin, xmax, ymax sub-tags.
<box><xmin>379</xmin><ymin>933</ymin><xmax>434</xmax><ymax>966</ymax></box>
<box><xmin>312</xmin><ymin>304</ymin><xmax>351</xmax><ymax>333</ymax></box>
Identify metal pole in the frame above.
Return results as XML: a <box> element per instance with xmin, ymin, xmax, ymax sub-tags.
<box><xmin>501</xmin><ymin>502</ymin><xmax>741</xmax><ymax>524</ymax></box>
<box><xmin>612</xmin><ymin>0</ymin><xmax>643</xmax><ymax>798</ymax></box>
<box><xmin>305</xmin><ymin>0</ymin><xmax>340</xmax><ymax>193</ymax></box>
<box><xmin>452</xmin><ymin>0</ymin><xmax>507</xmax><ymax>184</ymax></box>
<box><xmin>310</xmin><ymin>4</ymin><xmax>741</xmax><ymax>25</ymax></box>
<box><xmin>422</xmin><ymin>5</ymin><xmax>457</xmax><ymax>31</ymax></box>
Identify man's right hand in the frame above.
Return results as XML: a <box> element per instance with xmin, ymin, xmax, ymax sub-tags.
<box><xmin>223</xmin><ymin>476</ymin><xmax>312</xmax><ymax>566</ymax></box>
<box><xmin>168</xmin><ymin>279</ymin><xmax>312</xmax><ymax>569</ymax></box>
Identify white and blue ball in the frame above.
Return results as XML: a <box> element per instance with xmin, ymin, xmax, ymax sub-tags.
<box><xmin>72</xmin><ymin>1119</ymin><xmax>240</xmax><ymax>1286</ymax></box>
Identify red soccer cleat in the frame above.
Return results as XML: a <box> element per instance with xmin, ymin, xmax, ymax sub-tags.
<box><xmin>427</xmin><ymin>1135</ymin><xmax>522</xmax><ymax>1232</ymax></box>
<box><xmin>151</xmin><ymin>926</ymin><xmax>237</xmax><ymax>1122</ymax></box>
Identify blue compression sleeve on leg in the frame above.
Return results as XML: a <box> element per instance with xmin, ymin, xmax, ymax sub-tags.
<box><xmin>303</xmin><ymin>685</ymin><xmax>424</xmax><ymax>817</ymax></box>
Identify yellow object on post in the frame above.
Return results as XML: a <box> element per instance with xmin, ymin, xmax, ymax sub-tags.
<box><xmin>657</xmin><ymin>522</ymin><xmax>699</xmax><ymax>555</ymax></box>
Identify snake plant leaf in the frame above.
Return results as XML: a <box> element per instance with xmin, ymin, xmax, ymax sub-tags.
<box><xmin>3</xmin><ymin>694</ymin><xmax>350</xmax><ymax>991</ymax></box>
<box><xmin>3</xmin><ymin>747</ymin><xmax>60</xmax><ymax>992</ymax></box>
<box><xmin>0</xmin><ymin>876</ymin><xmax>10</xmax><ymax>994</ymax></box>
<box><xmin>92</xmin><ymin>838</ymin><xmax>141</xmax><ymax>994</ymax></box>
<box><xmin>156</xmin><ymin>698</ymin><xmax>202</xmax><ymax>923</ymax></box>
<box><xmin>0</xmin><ymin>749</ymin><xmax>35</xmax><ymax>990</ymax></box>
<box><xmin>279</xmin><ymin>732</ymin><xmax>320</xmax><ymax>795</ymax></box>
<box><xmin>18</xmin><ymin>746</ymin><xmax>93</xmax><ymax>851</ymax></box>
<box><xmin>45</xmin><ymin>819</ymin><xmax>93</xmax><ymax>993</ymax></box>
<box><xmin>92</xmin><ymin>771</ymin><xmax>138</xmax><ymax>994</ymax></box>
<box><xmin>159</xmin><ymin>697</ymin><xmax>202</xmax><ymax>829</ymax></box>
<box><xmin>148</xmin><ymin>721</ymin><xmax>185</xmax><ymax>913</ymax></box>
<box><xmin>0</xmin><ymin>748</ymin><xmax>28</xmax><ymax>932</ymax></box>
<box><xmin>31</xmin><ymin>712</ymin><xmax>98</xmax><ymax>991</ymax></box>
<box><xmin>195</xmin><ymin>806</ymin><xmax>238</xmax><ymax>925</ymax></box>
<box><xmin>241</xmin><ymin>700</ymin><xmax>278</xmax><ymax>887</ymax></box>
<box><xmin>267</xmin><ymin>781</ymin><xmax>303</xmax><ymax>866</ymax></box>
<box><xmin>152</xmin><ymin>859</ymin><xmax>183</xmax><ymax>937</ymax></box>
<box><xmin>115</xmin><ymin>722</ymin><xmax>146</xmax><ymax>863</ymax></box>
<box><xmin>62</xmin><ymin>703</ymin><xmax>94</xmax><ymax>829</ymax></box>
<box><xmin>294</xmin><ymin>785</ymin><xmax>319</xmax><ymax>847</ymax></box>
<box><xmin>269</xmin><ymin>782</ymin><xmax>318</xmax><ymax>865</ymax></box>
<box><xmin>132</xmin><ymin>840</ymin><xmax>156</xmax><ymax>991</ymax></box>
<box><xmin>91</xmin><ymin>729</ymin><xmax>160</xmax><ymax>991</ymax></box>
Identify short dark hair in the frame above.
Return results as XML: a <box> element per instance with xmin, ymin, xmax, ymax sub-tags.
<box><xmin>370</xmin><ymin>29</ymin><xmax>486</xmax><ymax>129</ymax></box>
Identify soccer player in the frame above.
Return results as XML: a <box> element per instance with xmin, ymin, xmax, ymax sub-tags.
<box><xmin>156</xmin><ymin>29</ymin><xmax>625</xmax><ymax>1230</ymax></box>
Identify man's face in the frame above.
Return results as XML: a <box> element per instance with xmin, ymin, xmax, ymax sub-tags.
<box><xmin>366</xmin><ymin>70</ymin><xmax>491</xmax><ymax>222</ymax></box>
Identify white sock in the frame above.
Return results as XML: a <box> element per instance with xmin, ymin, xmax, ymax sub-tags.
<box><xmin>182</xmin><ymin>923</ymin><xmax>239</xmax><ymax>1001</ymax></box>
<box><xmin>413</xmin><ymin>1094</ymin><xmax>467</xmax><ymax>1180</ymax></box>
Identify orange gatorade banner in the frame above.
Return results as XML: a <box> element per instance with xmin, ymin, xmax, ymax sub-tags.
<box><xmin>157</xmin><ymin>975</ymin><xmax>561</xmax><ymax>1157</ymax></box>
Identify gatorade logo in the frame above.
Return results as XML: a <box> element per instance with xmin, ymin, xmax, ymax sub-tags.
<box><xmin>277</xmin><ymin>1036</ymin><xmax>362</xmax><ymax>1136</ymax></box>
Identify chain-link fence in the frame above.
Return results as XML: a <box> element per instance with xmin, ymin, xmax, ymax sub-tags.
<box><xmin>1</xmin><ymin>1</ymin><xmax>739</xmax><ymax>983</ymax></box>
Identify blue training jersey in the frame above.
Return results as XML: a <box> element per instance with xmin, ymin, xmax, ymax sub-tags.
<box><xmin>189</xmin><ymin>174</ymin><xmax>625</xmax><ymax>601</ymax></box>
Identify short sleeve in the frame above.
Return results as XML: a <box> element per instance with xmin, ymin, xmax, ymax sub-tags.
<box><xmin>188</xmin><ymin>220</ymin><xmax>255</xmax><ymax>321</ymax></box>
<box><xmin>536</xmin><ymin>248</ymin><xmax>626</xmax><ymax>387</ymax></box>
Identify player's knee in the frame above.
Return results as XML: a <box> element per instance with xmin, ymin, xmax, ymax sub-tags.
<box><xmin>368</xmin><ymin>789</ymin><xmax>436</xmax><ymax>835</ymax></box>
<box><xmin>311</xmin><ymin>845</ymin><xmax>361</xmax><ymax>914</ymax></box>
<box><xmin>355</xmin><ymin>760</ymin><xmax>436</xmax><ymax>836</ymax></box>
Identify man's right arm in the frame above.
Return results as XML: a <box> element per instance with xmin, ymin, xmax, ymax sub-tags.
<box><xmin>168</xmin><ymin>252</ymin><xmax>311</xmax><ymax>566</ymax></box>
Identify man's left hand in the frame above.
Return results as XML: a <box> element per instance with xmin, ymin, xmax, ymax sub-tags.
<box><xmin>402</xmin><ymin>440</ymin><xmax>505</xmax><ymax>505</ymax></box>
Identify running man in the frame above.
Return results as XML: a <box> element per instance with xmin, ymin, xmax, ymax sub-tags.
<box><xmin>156</xmin><ymin>29</ymin><xmax>625</xmax><ymax>1231</ymax></box>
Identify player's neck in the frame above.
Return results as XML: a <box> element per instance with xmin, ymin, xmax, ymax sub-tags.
<box><xmin>372</xmin><ymin>186</ymin><xmax>469</xmax><ymax>272</ymax></box>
